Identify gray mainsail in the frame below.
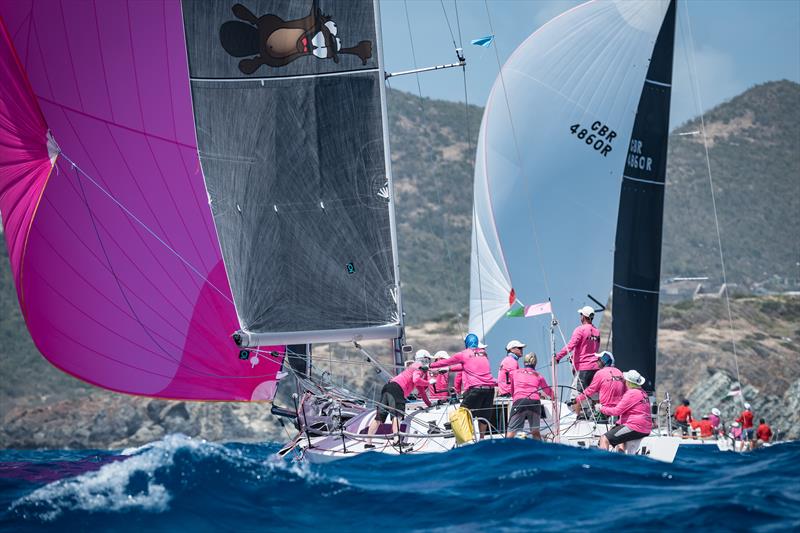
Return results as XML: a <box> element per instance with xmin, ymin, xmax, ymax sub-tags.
<box><xmin>182</xmin><ymin>0</ymin><xmax>401</xmax><ymax>346</ymax></box>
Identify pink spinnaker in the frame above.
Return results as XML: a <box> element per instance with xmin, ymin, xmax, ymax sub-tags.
<box><xmin>0</xmin><ymin>2</ymin><xmax>283</xmax><ymax>401</ymax></box>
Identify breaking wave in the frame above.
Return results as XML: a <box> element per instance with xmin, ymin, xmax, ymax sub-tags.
<box><xmin>1</xmin><ymin>436</ymin><xmax>798</xmax><ymax>531</ymax></box>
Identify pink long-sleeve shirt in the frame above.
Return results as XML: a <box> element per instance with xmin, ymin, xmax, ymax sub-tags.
<box><xmin>428</xmin><ymin>371</ymin><xmax>450</xmax><ymax>400</ymax></box>
<box><xmin>600</xmin><ymin>388</ymin><xmax>652</xmax><ymax>434</ymax></box>
<box><xmin>391</xmin><ymin>362</ymin><xmax>431</xmax><ymax>406</ymax></box>
<box><xmin>497</xmin><ymin>355</ymin><xmax>520</xmax><ymax>395</ymax></box>
<box><xmin>430</xmin><ymin>348</ymin><xmax>496</xmax><ymax>391</ymax></box>
<box><xmin>453</xmin><ymin>371</ymin><xmax>463</xmax><ymax>394</ymax></box>
<box><xmin>575</xmin><ymin>366</ymin><xmax>625</xmax><ymax>407</ymax></box>
<box><xmin>510</xmin><ymin>368</ymin><xmax>553</xmax><ymax>402</ymax></box>
<box><xmin>556</xmin><ymin>323</ymin><xmax>601</xmax><ymax>371</ymax></box>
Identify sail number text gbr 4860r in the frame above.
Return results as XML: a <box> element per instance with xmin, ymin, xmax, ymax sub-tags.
<box><xmin>569</xmin><ymin>121</ymin><xmax>617</xmax><ymax>156</ymax></box>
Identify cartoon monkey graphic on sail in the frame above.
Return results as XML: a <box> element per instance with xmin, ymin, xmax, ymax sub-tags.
<box><xmin>219</xmin><ymin>3</ymin><xmax>373</xmax><ymax>74</ymax></box>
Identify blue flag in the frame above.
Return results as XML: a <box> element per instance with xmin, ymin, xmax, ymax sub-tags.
<box><xmin>471</xmin><ymin>35</ymin><xmax>495</xmax><ymax>48</ymax></box>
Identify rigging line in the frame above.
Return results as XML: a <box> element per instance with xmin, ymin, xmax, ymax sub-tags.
<box><xmin>59</xmin><ymin>152</ymin><xmax>235</xmax><ymax>306</ymax></box>
<box><xmin>455</xmin><ymin>14</ymin><xmax>485</xmax><ymax>337</ymax></box>
<box><xmin>453</xmin><ymin>0</ymin><xmax>486</xmax><ymax>338</ymax></box>
<box><xmin>439</xmin><ymin>0</ymin><xmax>459</xmax><ymax>50</ymax></box>
<box><xmin>453</xmin><ymin>0</ymin><xmax>464</xmax><ymax>50</ymax></box>
<box><xmin>482</xmin><ymin>1</ymin><xmax>554</xmax><ymax>301</ymax></box>
<box><xmin>402</xmin><ymin>0</ymin><xmax>466</xmax><ymax>333</ymax></box>
<box><xmin>682</xmin><ymin>2</ymin><xmax>745</xmax><ymax>402</ymax></box>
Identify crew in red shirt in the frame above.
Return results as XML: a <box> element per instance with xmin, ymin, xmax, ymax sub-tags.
<box><xmin>736</xmin><ymin>403</ymin><xmax>755</xmax><ymax>447</ymax></box>
<box><xmin>674</xmin><ymin>399</ymin><xmax>692</xmax><ymax>436</ymax></box>
<box><xmin>690</xmin><ymin>415</ymin><xmax>714</xmax><ymax>438</ymax></box>
<box><xmin>756</xmin><ymin>418</ymin><xmax>773</xmax><ymax>443</ymax></box>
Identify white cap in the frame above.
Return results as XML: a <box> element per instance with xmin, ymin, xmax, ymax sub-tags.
<box><xmin>623</xmin><ymin>369</ymin><xmax>646</xmax><ymax>386</ymax></box>
<box><xmin>414</xmin><ymin>349</ymin><xmax>431</xmax><ymax>361</ymax></box>
<box><xmin>506</xmin><ymin>339</ymin><xmax>526</xmax><ymax>351</ymax></box>
<box><xmin>732</xmin><ymin>421</ymin><xmax>740</xmax><ymax>427</ymax></box>
<box><xmin>432</xmin><ymin>350</ymin><xmax>449</xmax><ymax>360</ymax></box>
<box><xmin>711</xmin><ymin>408</ymin><xmax>721</xmax><ymax>416</ymax></box>
<box><xmin>744</xmin><ymin>402</ymin><xmax>751</xmax><ymax>409</ymax></box>
<box><xmin>578</xmin><ymin>306</ymin><xmax>595</xmax><ymax>318</ymax></box>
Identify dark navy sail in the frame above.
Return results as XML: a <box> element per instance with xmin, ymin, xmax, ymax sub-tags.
<box><xmin>182</xmin><ymin>1</ymin><xmax>401</xmax><ymax>346</ymax></box>
<box><xmin>612</xmin><ymin>0</ymin><xmax>676</xmax><ymax>391</ymax></box>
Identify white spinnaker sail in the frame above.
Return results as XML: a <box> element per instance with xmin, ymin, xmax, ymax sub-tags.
<box><xmin>470</xmin><ymin>0</ymin><xmax>671</xmax><ymax>385</ymax></box>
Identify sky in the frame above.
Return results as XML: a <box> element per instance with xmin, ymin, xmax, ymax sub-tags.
<box><xmin>379</xmin><ymin>0</ymin><xmax>800</xmax><ymax>128</ymax></box>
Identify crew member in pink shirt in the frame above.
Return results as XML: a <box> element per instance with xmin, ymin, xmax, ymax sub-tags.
<box><xmin>365</xmin><ymin>350</ymin><xmax>431</xmax><ymax>449</ymax></box>
<box><xmin>431</xmin><ymin>333</ymin><xmax>496</xmax><ymax>438</ymax></box>
<box><xmin>506</xmin><ymin>353</ymin><xmax>553</xmax><ymax>440</ymax></box>
<box><xmin>709</xmin><ymin>408</ymin><xmax>721</xmax><ymax>433</ymax></box>
<box><xmin>428</xmin><ymin>351</ymin><xmax>451</xmax><ymax>401</ymax></box>
<box><xmin>555</xmin><ymin>306</ymin><xmax>601</xmax><ymax>402</ymax></box>
<box><xmin>597</xmin><ymin>369</ymin><xmax>652</xmax><ymax>451</ymax></box>
<box><xmin>573</xmin><ymin>351</ymin><xmax>625</xmax><ymax>416</ymax></box>
<box><xmin>497</xmin><ymin>340</ymin><xmax>524</xmax><ymax>397</ymax></box>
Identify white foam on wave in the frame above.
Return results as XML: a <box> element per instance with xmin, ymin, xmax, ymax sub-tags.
<box><xmin>264</xmin><ymin>452</ymin><xmax>350</xmax><ymax>488</ymax></box>
<box><xmin>11</xmin><ymin>434</ymin><xmax>219</xmax><ymax>521</ymax></box>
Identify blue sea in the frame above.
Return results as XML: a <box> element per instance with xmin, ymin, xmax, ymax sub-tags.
<box><xmin>0</xmin><ymin>435</ymin><xmax>798</xmax><ymax>531</ymax></box>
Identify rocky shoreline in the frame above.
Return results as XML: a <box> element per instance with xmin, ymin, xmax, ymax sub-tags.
<box><xmin>1</xmin><ymin>393</ymin><xmax>287</xmax><ymax>450</ymax></box>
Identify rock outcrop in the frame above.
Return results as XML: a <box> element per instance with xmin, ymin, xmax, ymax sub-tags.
<box><xmin>687</xmin><ymin>371</ymin><xmax>799</xmax><ymax>440</ymax></box>
<box><xmin>0</xmin><ymin>393</ymin><xmax>288</xmax><ymax>449</ymax></box>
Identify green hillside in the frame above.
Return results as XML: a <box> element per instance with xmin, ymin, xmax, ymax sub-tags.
<box><xmin>387</xmin><ymin>89</ymin><xmax>482</xmax><ymax>325</ymax></box>
<box><xmin>661</xmin><ymin>80</ymin><xmax>800</xmax><ymax>290</ymax></box>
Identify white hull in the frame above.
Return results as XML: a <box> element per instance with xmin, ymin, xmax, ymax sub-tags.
<box><xmin>285</xmin><ymin>398</ymin><xmax>679</xmax><ymax>463</ymax></box>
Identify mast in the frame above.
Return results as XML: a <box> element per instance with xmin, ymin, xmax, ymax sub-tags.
<box><xmin>611</xmin><ymin>0</ymin><xmax>677</xmax><ymax>392</ymax></box>
<box><xmin>373</xmin><ymin>0</ymin><xmax>406</xmax><ymax>372</ymax></box>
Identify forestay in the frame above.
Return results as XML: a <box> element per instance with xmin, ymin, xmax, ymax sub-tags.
<box><xmin>470</xmin><ymin>0</ymin><xmax>671</xmax><ymax>384</ymax></box>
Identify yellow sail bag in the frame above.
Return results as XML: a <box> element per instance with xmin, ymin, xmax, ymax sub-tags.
<box><xmin>449</xmin><ymin>407</ymin><xmax>475</xmax><ymax>444</ymax></box>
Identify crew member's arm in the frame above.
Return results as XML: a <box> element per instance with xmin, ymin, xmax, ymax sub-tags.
<box><xmin>600</xmin><ymin>391</ymin><xmax>633</xmax><ymax>417</ymax></box>
<box><xmin>412</xmin><ymin>369</ymin><xmax>432</xmax><ymax>407</ymax></box>
<box><xmin>539</xmin><ymin>377</ymin><xmax>554</xmax><ymax>400</ymax></box>
<box><xmin>575</xmin><ymin>373</ymin><xmax>601</xmax><ymax>404</ymax></box>
<box><xmin>430</xmin><ymin>351</ymin><xmax>466</xmax><ymax>369</ymax></box>
<box><xmin>555</xmin><ymin>328</ymin><xmax>583</xmax><ymax>362</ymax></box>
<box><xmin>416</xmin><ymin>386</ymin><xmax>432</xmax><ymax>407</ymax></box>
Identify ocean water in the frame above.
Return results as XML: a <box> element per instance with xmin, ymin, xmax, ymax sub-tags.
<box><xmin>0</xmin><ymin>435</ymin><xmax>798</xmax><ymax>532</ymax></box>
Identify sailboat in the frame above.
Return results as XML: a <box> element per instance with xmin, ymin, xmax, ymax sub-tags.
<box><xmin>470</xmin><ymin>0</ymin><xmax>708</xmax><ymax>456</ymax></box>
<box><xmin>0</xmin><ymin>0</ymin><xmax>684</xmax><ymax>462</ymax></box>
<box><xmin>281</xmin><ymin>0</ymin><xmax>685</xmax><ymax>462</ymax></box>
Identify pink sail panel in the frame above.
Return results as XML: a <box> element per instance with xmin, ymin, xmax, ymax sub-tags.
<box><xmin>0</xmin><ymin>2</ymin><xmax>283</xmax><ymax>401</ymax></box>
<box><xmin>0</xmin><ymin>17</ymin><xmax>52</xmax><ymax>297</ymax></box>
